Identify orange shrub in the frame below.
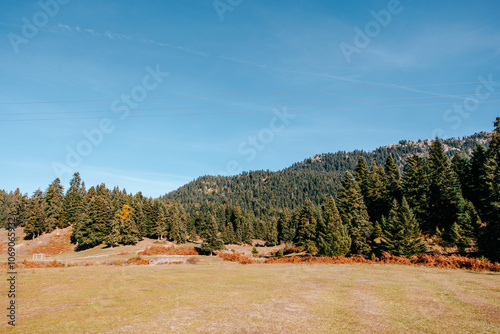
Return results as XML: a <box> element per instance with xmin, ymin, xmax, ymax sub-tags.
<box><xmin>217</xmin><ymin>252</ymin><xmax>256</xmax><ymax>264</ymax></box>
<box><xmin>138</xmin><ymin>245</ymin><xmax>199</xmax><ymax>256</ymax></box>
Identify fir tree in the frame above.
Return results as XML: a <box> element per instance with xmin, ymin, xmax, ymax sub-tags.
<box><xmin>479</xmin><ymin>117</ymin><xmax>500</xmax><ymax>260</ymax></box>
<box><xmin>294</xmin><ymin>199</ymin><xmax>318</xmax><ymax>250</ymax></box>
<box><xmin>336</xmin><ymin>172</ymin><xmax>373</xmax><ymax>255</ymax></box>
<box><xmin>426</xmin><ymin>139</ymin><xmax>464</xmax><ymax>234</ymax></box>
<box><xmin>465</xmin><ymin>145</ymin><xmax>490</xmax><ymax>218</ymax></box>
<box><xmin>151</xmin><ymin>200</ymin><xmax>167</xmax><ymax>240</ymax></box>
<box><xmin>60</xmin><ymin>173</ymin><xmax>85</xmax><ymax>229</ymax></box>
<box><xmin>402</xmin><ymin>154</ymin><xmax>430</xmax><ymax>223</ymax></box>
<box><xmin>277</xmin><ymin>210</ymin><xmax>294</xmax><ymax>242</ymax></box>
<box><xmin>355</xmin><ymin>157</ymin><xmax>370</xmax><ymax>198</ymax></box>
<box><xmin>24</xmin><ymin>190</ymin><xmax>46</xmax><ymax>239</ymax></box>
<box><xmin>452</xmin><ymin>200</ymin><xmax>480</xmax><ymax>250</ymax></box>
<box><xmin>44</xmin><ymin>178</ymin><xmax>64</xmax><ymax>231</ymax></box>
<box><xmin>167</xmin><ymin>201</ymin><xmax>187</xmax><ymax>243</ymax></box>
<box><xmin>365</xmin><ymin>162</ymin><xmax>390</xmax><ymax>223</ymax></box>
<box><xmin>381</xmin><ymin>198</ymin><xmax>426</xmax><ymax>256</ymax></box>
<box><xmin>317</xmin><ymin>196</ymin><xmax>351</xmax><ymax>256</ymax></box>
<box><xmin>385</xmin><ymin>154</ymin><xmax>402</xmax><ymax>202</ymax></box>
<box><xmin>201</xmin><ymin>215</ymin><xmax>224</xmax><ymax>255</ymax></box>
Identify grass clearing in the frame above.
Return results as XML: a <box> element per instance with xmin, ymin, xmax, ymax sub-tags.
<box><xmin>2</xmin><ymin>262</ymin><xmax>499</xmax><ymax>333</ymax></box>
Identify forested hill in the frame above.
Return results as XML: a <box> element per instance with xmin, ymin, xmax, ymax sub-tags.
<box><xmin>163</xmin><ymin>132</ymin><xmax>491</xmax><ymax>214</ymax></box>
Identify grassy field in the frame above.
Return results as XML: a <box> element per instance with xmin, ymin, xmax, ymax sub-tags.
<box><xmin>2</xmin><ymin>260</ymin><xmax>499</xmax><ymax>333</ymax></box>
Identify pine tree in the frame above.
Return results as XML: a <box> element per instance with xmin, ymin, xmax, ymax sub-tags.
<box><xmin>201</xmin><ymin>215</ymin><xmax>224</xmax><ymax>255</ymax></box>
<box><xmin>60</xmin><ymin>173</ymin><xmax>85</xmax><ymax>229</ymax></box>
<box><xmin>452</xmin><ymin>200</ymin><xmax>480</xmax><ymax>250</ymax></box>
<box><xmin>385</xmin><ymin>154</ymin><xmax>402</xmax><ymax>202</ymax></box>
<box><xmin>4</xmin><ymin>188</ymin><xmax>26</xmax><ymax>228</ymax></box>
<box><xmin>355</xmin><ymin>157</ymin><xmax>370</xmax><ymax>198</ymax></box>
<box><xmin>381</xmin><ymin>198</ymin><xmax>425</xmax><ymax>256</ymax></box>
<box><xmin>426</xmin><ymin>139</ymin><xmax>464</xmax><ymax>234</ymax></box>
<box><xmin>44</xmin><ymin>178</ymin><xmax>64</xmax><ymax>231</ymax></box>
<box><xmin>465</xmin><ymin>145</ymin><xmax>490</xmax><ymax>218</ymax></box>
<box><xmin>402</xmin><ymin>154</ymin><xmax>430</xmax><ymax>224</ymax></box>
<box><xmin>277</xmin><ymin>209</ymin><xmax>294</xmax><ymax>242</ymax></box>
<box><xmin>167</xmin><ymin>201</ymin><xmax>187</xmax><ymax>243</ymax></box>
<box><xmin>151</xmin><ymin>200</ymin><xmax>167</xmax><ymax>240</ymax></box>
<box><xmin>317</xmin><ymin>196</ymin><xmax>351</xmax><ymax>256</ymax></box>
<box><xmin>294</xmin><ymin>199</ymin><xmax>318</xmax><ymax>250</ymax></box>
<box><xmin>266</xmin><ymin>217</ymin><xmax>279</xmax><ymax>246</ymax></box>
<box><xmin>451</xmin><ymin>153</ymin><xmax>469</xmax><ymax>194</ymax></box>
<box><xmin>336</xmin><ymin>172</ymin><xmax>373</xmax><ymax>255</ymax></box>
<box><xmin>479</xmin><ymin>117</ymin><xmax>500</xmax><ymax>260</ymax></box>
<box><xmin>365</xmin><ymin>162</ymin><xmax>390</xmax><ymax>223</ymax></box>
<box><xmin>24</xmin><ymin>190</ymin><xmax>46</xmax><ymax>239</ymax></box>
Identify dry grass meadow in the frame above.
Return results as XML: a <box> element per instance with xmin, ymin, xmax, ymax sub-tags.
<box><xmin>2</xmin><ymin>259</ymin><xmax>499</xmax><ymax>333</ymax></box>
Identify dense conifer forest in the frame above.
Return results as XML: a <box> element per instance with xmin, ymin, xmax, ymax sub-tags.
<box><xmin>1</xmin><ymin>118</ymin><xmax>499</xmax><ymax>260</ymax></box>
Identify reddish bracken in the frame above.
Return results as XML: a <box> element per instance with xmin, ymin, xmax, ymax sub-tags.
<box><xmin>138</xmin><ymin>245</ymin><xmax>199</xmax><ymax>256</ymax></box>
<box><xmin>218</xmin><ymin>252</ymin><xmax>500</xmax><ymax>272</ymax></box>
<box><xmin>216</xmin><ymin>252</ymin><xmax>256</xmax><ymax>264</ymax></box>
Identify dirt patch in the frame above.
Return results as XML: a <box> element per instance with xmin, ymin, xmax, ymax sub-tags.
<box><xmin>15</xmin><ymin>227</ymin><xmax>75</xmax><ymax>256</ymax></box>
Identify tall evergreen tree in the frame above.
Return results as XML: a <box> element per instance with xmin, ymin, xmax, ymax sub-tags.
<box><xmin>465</xmin><ymin>145</ymin><xmax>490</xmax><ymax>218</ymax></box>
<box><xmin>277</xmin><ymin>209</ymin><xmax>294</xmax><ymax>243</ymax></box>
<box><xmin>24</xmin><ymin>190</ymin><xmax>46</xmax><ymax>239</ymax></box>
<box><xmin>336</xmin><ymin>172</ymin><xmax>373</xmax><ymax>255</ymax></box>
<box><xmin>151</xmin><ymin>200</ymin><xmax>167</xmax><ymax>240</ymax></box>
<box><xmin>3</xmin><ymin>189</ymin><xmax>26</xmax><ymax>228</ymax></box>
<box><xmin>294</xmin><ymin>199</ymin><xmax>318</xmax><ymax>251</ymax></box>
<box><xmin>60</xmin><ymin>173</ymin><xmax>85</xmax><ymax>229</ymax></box>
<box><xmin>402</xmin><ymin>154</ymin><xmax>430</xmax><ymax>223</ymax></box>
<box><xmin>355</xmin><ymin>157</ymin><xmax>370</xmax><ymax>198</ymax></box>
<box><xmin>44</xmin><ymin>178</ymin><xmax>64</xmax><ymax>231</ymax></box>
<box><xmin>167</xmin><ymin>201</ymin><xmax>187</xmax><ymax>243</ymax></box>
<box><xmin>381</xmin><ymin>197</ymin><xmax>425</xmax><ymax>256</ymax></box>
<box><xmin>364</xmin><ymin>162</ymin><xmax>390</xmax><ymax>223</ymax></box>
<box><xmin>317</xmin><ymin>196</ymin><xmax>351</xmax><ymax>256</ymax></box>
<box><xmin>479</xmin><ymin>117</ymin><xmax>500</xmax><ymax>260</ymax></box>
<box><xmin>385</xmin><ymin>154</ymin><xmax>402</xmax><ymax>202</ymax></box>
<box><xmin>426</xmin><ymin>139</ymin><xmax>464</xmax><ymax>234</ymax></box>
<box><xmin>451</xmin><ymin>153</ymin><xmax>469</xmax><ymax>193</ymax></box>
<box><xmin>201</xmin><ymin>215</ymin><xmax>224</xmax><ymax>255</ymax></box>
<box><xmin>451</xmin><ymin>200</ymin><xmax>480</xmax><ymax>250</ymax></box>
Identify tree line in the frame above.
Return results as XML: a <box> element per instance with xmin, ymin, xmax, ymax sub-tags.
<box><xmin>1</xmin><ymin>118</ymin><xmax>498</xmax><ymax>260</ymax></box>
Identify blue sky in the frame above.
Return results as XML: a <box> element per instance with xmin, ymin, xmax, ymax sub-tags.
<box><xmin>1</xmin><ymin>0</ymin><xmax>500</xmax><ymax>197</ymax></box>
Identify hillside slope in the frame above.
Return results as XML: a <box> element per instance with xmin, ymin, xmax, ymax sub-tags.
<box><xmin>164</xmin><ymin>132</ymin><xmax>491</xmax><ymax>215</ymax></box>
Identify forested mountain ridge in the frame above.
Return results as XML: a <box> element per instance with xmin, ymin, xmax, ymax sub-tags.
<box><xmin>163</xmin><ymin>132</ymin><xmax>492</xmax><ymax>213</ymax></box>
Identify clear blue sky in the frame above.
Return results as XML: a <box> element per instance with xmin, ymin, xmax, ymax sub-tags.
<box><xmin>1</xmin><ymin>0</ymin><xmax>499</xmax><ymax>197</ymax></box>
